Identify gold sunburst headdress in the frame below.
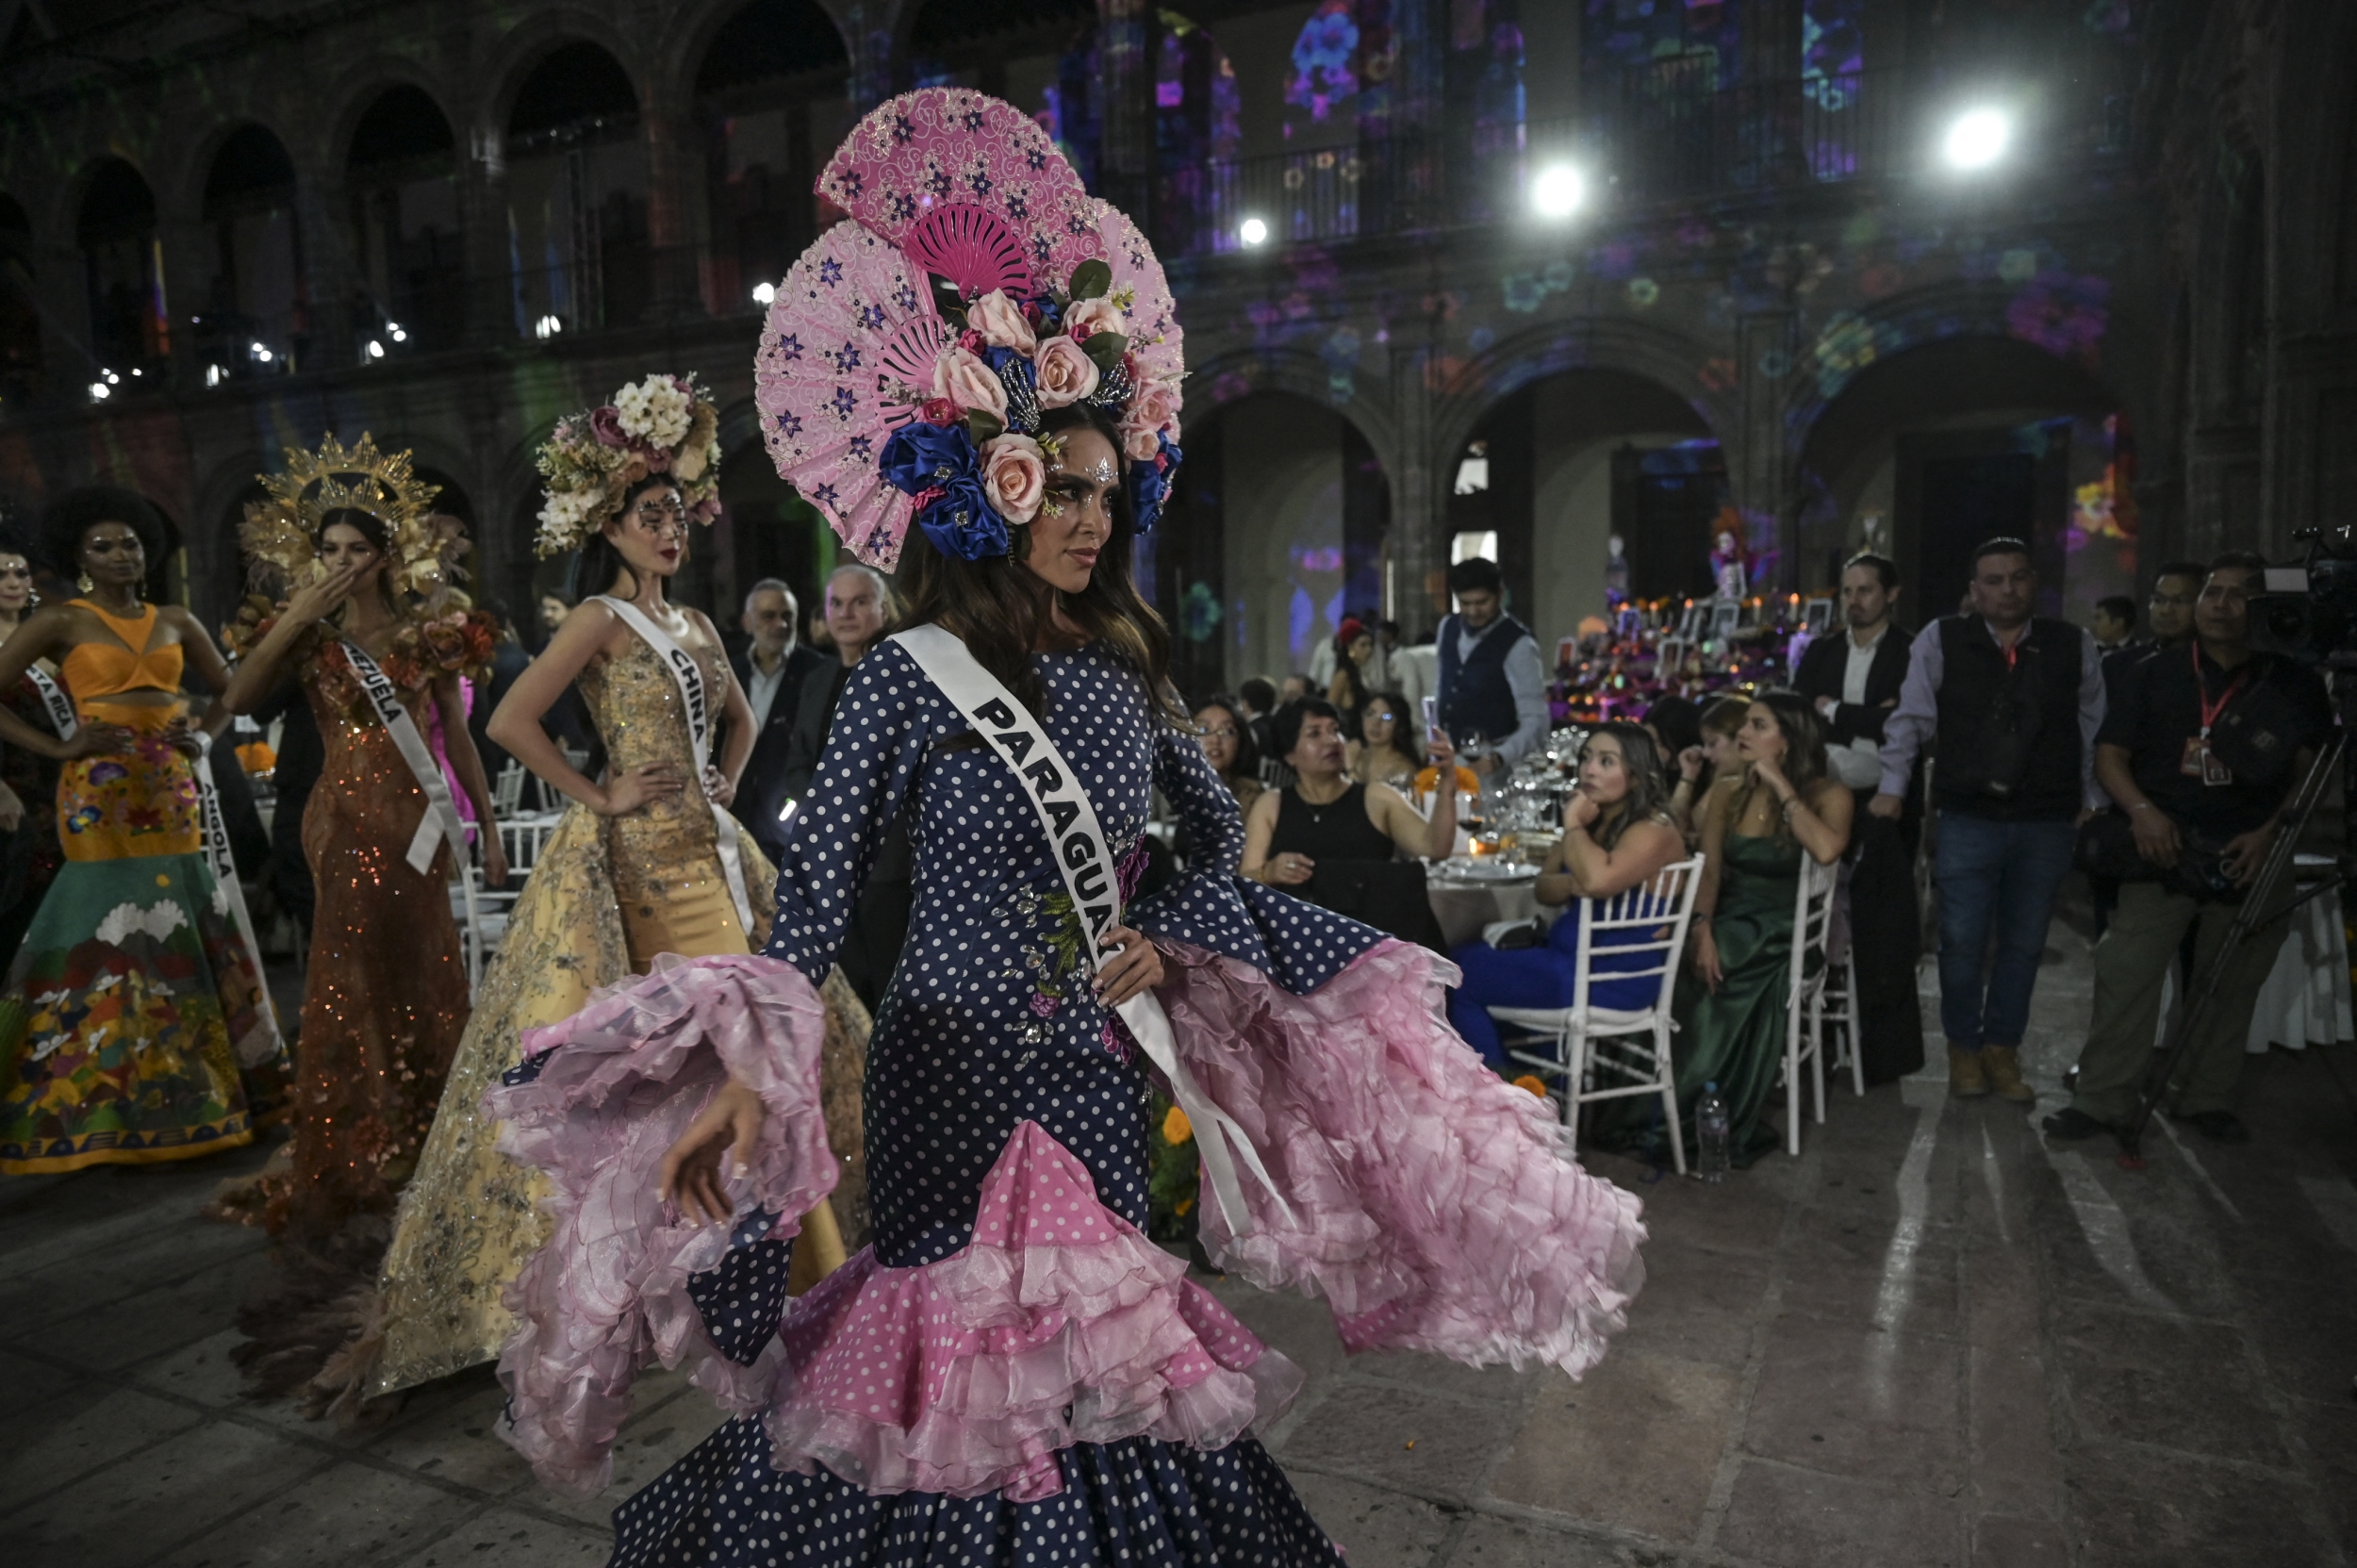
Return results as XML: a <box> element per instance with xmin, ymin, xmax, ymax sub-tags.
<box><xmin>239</xmin><ymin>433</ymin><xmax>468</xmax><ymax>604</ymax></box>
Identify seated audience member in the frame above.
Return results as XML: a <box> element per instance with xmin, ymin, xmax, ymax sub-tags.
<box><xmin>1279</xmin><ymin>672</ymin><xmax>1312</xmax><ymax>704</ymax></box>
<box><xmin>1604</xmin><ymin>693</ymin><xmax>1852</xmax><ymax>1167</ymax></box>
<box><xmin>1668</xmin><ymin>696</ymin><xmax>1748</xmax><ymax>844</ymax></box>
<box><xmin>1243</xmin><ymin>699</ymin><xmax>1456</xmax><ymax>942</ymax></box>
<box><xmin>1349</xmin><ymin>690</ymin><xmax>1425</xmax><ymax>790</ymax></box>
<box><xmin>1641</xmin><ymin>696</ymin><xmax>1702</xmax><ymax>784</ymax></box>
<box><xmin>1446</xmin><ymin>724</ymin><xmax>1688</xmax><ymax>1072</ymax></box>
<box><xmin>1190</xmin><ymin>694</ymin><xmax>1263</xmax><ymax>817</ymax></box>
<box><xmin>2045</xmin><ymin>554</ymin><xmax>2332</xmax><ymax>1146</ymax></box>
<box><xmin>1326</xmin><ymin>619</ymin><xmax>1377</xmax><ymax>738</ymax></box>
<box><xmin>1237</xmin><ymin>676</ymin><xmax>1279</xmax><ymax>760</ymax></box>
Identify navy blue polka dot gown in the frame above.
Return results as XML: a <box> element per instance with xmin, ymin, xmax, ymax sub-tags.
<box><xmin>611</xmin><ymin>638</ymin><xmax>1383</xmax><ymax>1567</ymax></box>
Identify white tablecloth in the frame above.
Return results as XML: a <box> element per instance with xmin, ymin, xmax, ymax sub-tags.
<box><xmin>1426</xmin><ymin>872</ymin><xmax>1544</xmax><ymax>948</ymax></box>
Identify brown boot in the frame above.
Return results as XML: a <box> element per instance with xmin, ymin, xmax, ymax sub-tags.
<box><xmin>1983</xmin><ymin>1045</ymin><xmax>2036</xmax><ymax>1104</ymax></box>
<box><xmin>1948</xmin><ymin>1047</ymin><xmax>1989</xmax><ymax>1098</ymax></box>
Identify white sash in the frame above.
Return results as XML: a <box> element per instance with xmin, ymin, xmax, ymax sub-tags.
<box><xmin>25</xmin><ymin>667</ymin><xmax>75</xmax><ymax>740</ymax></box>
<box><xmin>891</xmin><ymin>624</ymin><xmax>1289</xmax><ymax>1240</ymax></box>
<box><xmin>593</xmin><ymin>596</ymin><xmax>755</xmax><ymax>935</ymax></box>
<box><xmin>193</xmin><ymin>734</ymin><xmax>285</xmax><ymax>1066</ymax></box>
<box><xmin>343</xmin><ymin>640</ymin><xmax>473</xmax><ymax>878</ymax></box>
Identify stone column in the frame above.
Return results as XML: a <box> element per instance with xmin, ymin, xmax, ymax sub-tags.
<box><xmin>1734</xmin><ymin>308</ymin><xmax>1798</xmax><ymax>592</ymax></box>
<box><xmin>1095</xmin><ymin>0</ymin><xmax>1152</xmax><ymax>222</ymax></box>
<box><xmin>458</xmin><ymin>117</ymin><xmax>514</xmax><ymax>345</ymax></box>
<box><xmin>1390</xmin><ymin>339</ymin><xmax>1446</xmax><ymax>632</ymax></box>
<box><xmin>641</xmin><ymin>89</ymin><xmax>706</xmax><ymax>322</ymax></box>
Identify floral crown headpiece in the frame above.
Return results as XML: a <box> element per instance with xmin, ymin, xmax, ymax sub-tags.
<box><xmin>239</xmin><ymin>434</ymin><xmax>467</xmax><ymax>603</ymax></box>
<box><xmin>534</xmin><ymin>372</ymin><xmax>722</xmax><ymax>557</ymax></box>
<box><xmin>754</xmin><ymin>88</ymin><xmax>1185</xmax><ymax>569</ymax></box>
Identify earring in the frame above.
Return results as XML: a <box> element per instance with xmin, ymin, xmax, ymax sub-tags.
<box><xmin>75</xmin><ymin>573</ymin><xmax>92</xmax><ymax>594</ymax></box>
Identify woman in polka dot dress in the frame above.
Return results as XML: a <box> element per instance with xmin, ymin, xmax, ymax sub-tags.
<box><xmin>476</xmin><ymin>87</ymin><xmax>1646</xmax><ymax>1568</ymax></box>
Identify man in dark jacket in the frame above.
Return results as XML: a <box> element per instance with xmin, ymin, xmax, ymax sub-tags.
<box><xmin>774</xmin><ymin>564</ymin><xmax>909</xmax><ymax>1011</ymax></box>
<box><xmin>727</xmin><ymin>578</ymin><xmax>826</xmax><ymax>860</ymax></box>
<box><xmin>1434</xmin><ymin>556</ymin><xmax>1546</xmax><ymax>774</ymax></box>
<box><xmin>1794</xmin><ymin>552</ymin><xmax>1922</xmax><ymax>1083</ymax></box>
<box><xmin>1876</xmin><ymin>537</ymin><xmax>2105</xmax><ymax>1104</ymax></box>
<box><xmin>2045</xmin><ymin>554</ymin><xmax>2332</xmax><ymax>1146</ymax></box>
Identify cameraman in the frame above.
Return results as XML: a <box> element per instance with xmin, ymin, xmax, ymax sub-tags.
<box><xmin>2044</xmin><ymin>553</ymin><xmax>2332</xmax><ymax>1145</ymax></box>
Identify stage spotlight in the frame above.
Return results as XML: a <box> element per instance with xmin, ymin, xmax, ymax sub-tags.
<box><xmin>367</xmin><ymin>340</ymin><xmax>385</xmax><ymax>359</ymax></box>
<box><xmin>1531</xmin><ymin>164</ymin><xmax>1587</xmax><ymax>219</ymax></box>
<box><xmin>1943</xmin><ymin>108</ymin><xmax>2012</xmax><ymax>171</ymax></box>
<box><xmin>1239</xmin><ymin>217</ymin><xmax>1269</xmax><ymax>247</ymax></box>
<box><xmin>752</xmin><ymin>281</ymin><xmax>777</xmax><ymax>305</ymax></box>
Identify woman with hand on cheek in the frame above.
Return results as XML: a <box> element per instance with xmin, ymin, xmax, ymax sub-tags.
<box><xmin>1447</xmin><ymin>724</ymin><xmax>1686</xmax><ymax>1071</ymax></box>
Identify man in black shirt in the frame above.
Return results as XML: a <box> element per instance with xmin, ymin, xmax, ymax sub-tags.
<box><xmin>2045</xmin><ymin>553</ymin><xmax>2332</xmax><ymax>1145</ymax></box>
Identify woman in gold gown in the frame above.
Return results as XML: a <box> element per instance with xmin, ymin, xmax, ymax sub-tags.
<box><xmin>364</xmin><ymin>377</ymin><xmax>862</xmax><ymax>1403</ymax></box>
<box><xmin>215</xmin><ymin>459</ymin><xmax>506</xmax><ymax>1246</ymax></box>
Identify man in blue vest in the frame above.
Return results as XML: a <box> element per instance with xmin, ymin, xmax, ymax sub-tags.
<box><xmin>1876</xmin><ymin>537</ymin><xmax>2106</xmax><ymax>1104</ymax></box>
<box><xmin>1435</xmin><ymin>557</ymin><xmax>1548</xmax><ymax>777</ymax></box>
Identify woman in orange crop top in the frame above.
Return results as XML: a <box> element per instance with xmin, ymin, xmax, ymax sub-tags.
<box><xmin>0</xmin><ymin>487</ymin><xmax>288</xmax><ymax>1175</ymax></box>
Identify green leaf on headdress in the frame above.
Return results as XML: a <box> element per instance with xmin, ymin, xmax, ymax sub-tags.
<box><xmin>1081</xmin><ymin>332</ymin><xmax>1129</xmax><ymax>372</ymax></box>
<box><xmin>964</xmin><ymin>408</ymin><xmax>1005</xmax><ymax>445</ymax></box>
<box><xmin>1067</xmin><ymin>259</ymin><xmax>1112</xmax><ymax>301</ymax></box>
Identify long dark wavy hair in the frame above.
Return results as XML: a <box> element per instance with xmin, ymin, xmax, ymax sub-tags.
<box><xmin>569</xmin><ymin>472</ymin><xmax>684</xmax><ymax>602</ymax></box>
<box><xmin>1582</xmin><ymin>722</ymin><xmax>1673</xmax><ymax>850</ymax></box>
<box><xmin>315</xmin><ymin>506</ymin><xmax>404</xmax><ymax>618</ymax></box>
<box><xmin>898</xmin><ymin>403</ymin><xmax>1180</xmax><ymax>726</ymax></box>
<box><xmin>1728</xmin><ymin>688</ymin><xmax>1829</xmax><ymax>838</ymax></box>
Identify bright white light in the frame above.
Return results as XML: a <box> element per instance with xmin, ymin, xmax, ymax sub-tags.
<box><xmin>1531</xmin><ymin>164</ymin><xmax>1587</xmax><ymax>219</ymax></box>
<box><xmin>1943</xmin><ymin>108</ymin><xmax>2012</xmax><ymax>171</ymax></box>
<box><xmin>89</xmin><ymin>382</ymin><xmax>109</xmax><ymax>401</ymax></box>
<box><xmin>385</xmin><ymin>321</ymin><xmax>402</xmax><ymax>334</ymax></box>
<box><xmin>776</xmin><ymin>799</ymin><xmax>797</xmax><ymax>823</ymax></box>
<box><xmin>752</xmin><ymin>281</ymin><xmax>778</xmax><ymax>305</ymax></box>
<box><xmin>102</xmin><ymin>370</ymin><xmax>119</xmax><ymax>384</ymax></box>
<box><xmin>367</xmin><ymin>339</ymin><xmax>385</xmax><ymax>359</ymax></box>
<box><xmin>1238</xmin><ymin>217</ymin><xmax>1269</xmax><ymax>247</ymax></box>
<box><xmin>128</xmin><ymin>368</ymin><xmax>140</xmax><ymax>377</ymax></box>
<box><xmin>205</xmin><ymin>364</ymin><xmax>223</xmax><ymax>387</ymax></box>
<box><xmin>535</xmin><ymin>314</ymin><xmax>564</xmax><ymax>339</ymax></box>
<box><xmin>389</xmin><ymin>328</ymin><xmax>406</xmax><ymax>342</ymax></box>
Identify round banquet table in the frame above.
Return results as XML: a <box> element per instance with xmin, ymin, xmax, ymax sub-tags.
<box><xmin>1426</xmin><ymin>863</ymin><xmax>1547</xmax><ymax>948</ymax></box>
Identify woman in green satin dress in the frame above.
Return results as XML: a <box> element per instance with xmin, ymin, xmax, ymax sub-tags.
<box><xmin>1672</xmin><ymin>691</ymin><xmax>1853</xmax><ymax>1166</ymax></box>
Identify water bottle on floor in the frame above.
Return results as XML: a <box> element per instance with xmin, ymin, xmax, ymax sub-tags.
<box><xmin>1696</xmin><ymin>1081</ymin><xmax>1731</xmax><ymax>1183</ymax></box>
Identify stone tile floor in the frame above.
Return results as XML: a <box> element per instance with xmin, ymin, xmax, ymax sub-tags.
<box><xmin>3</xmin><ymin>916</ymin><xmax>2354</xmax><ymax>1567</ymax></box>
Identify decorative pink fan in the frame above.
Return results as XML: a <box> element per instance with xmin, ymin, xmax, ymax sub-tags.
<box><xmin>903</xmin><ymin>206</ymin><xmax>1030</xmax><ymax>301</ymax></box>
<box><xmin>753</xmin><ymin>222</ymin><xmax>940</xmax><ymax>569</ymax></box>
<box><xmin>1093</xmin><ymin>200</ymin><xmax>1185</xmax><ymax>395</ymax></box>
<box><xmin>817</xmin><ymin>88</ymin><xmax>1106</xmax><ymax>299</ymax></box>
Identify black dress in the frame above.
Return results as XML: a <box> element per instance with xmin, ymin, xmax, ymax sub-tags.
<box><xmin>1269</xmin><ymin>783</ymin><xmax>1441</xmax><ymax>948</ymax></box>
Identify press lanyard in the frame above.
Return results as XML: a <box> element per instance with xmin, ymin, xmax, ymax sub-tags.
<box><xmin>2190</xmin><ymin>645</ymin><xmax>2249</xmax><ymax>739</ymax></box>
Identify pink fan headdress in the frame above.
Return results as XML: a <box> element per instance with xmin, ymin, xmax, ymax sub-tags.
<box><xmin>754</xmin><ymin>88</ymin><xmax>1186</xmax><ymax>569</ymax></box>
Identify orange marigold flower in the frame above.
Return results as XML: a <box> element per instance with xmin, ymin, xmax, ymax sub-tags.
<box><xmin>1162</xmin><ymin>1105</ymin><xmax>1193</xmax><ymax>1146</ymax></box>
<box><xmin>1512</xmin><ymin>1074</ymin><xmax>1549</xmax><ymax>1098</ymax></box>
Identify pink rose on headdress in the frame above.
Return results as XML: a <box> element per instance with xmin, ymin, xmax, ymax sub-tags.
<box><xmin>1119</xmin><ymin>379</ymin><xmax>1181</xmax><ymax>459</ymax></box>
<box><xmin>957</xmin><ymin>328</ymin><xmax>987</xmax><ymax>355</ymax></box>
<box><xmin>919</xmin><ymin>397</ymin><xmax>961</xmax><ymax>426</ymax></box>
<box><xmin>1032</xmin><ymin>336</ymin><xmax>1101</xmax><ymax>409</ymax></box>
<box><xmin>933</xmin><ymin>347</ymin><xmax>1008</xmax><ymax>422</ymax></box>
<box><xmin>981</xmin><ymin>434</ymin><xmax>1047</xmax><ymax>523</ymax></box>
<box><xmin>588</xmin><ymin>406</ymin><xmax>628</xmax><ymax>448</ymax></box>
<box><xmin>642</xmin><ymin>445</ymin><xmax>672</xmax><ymax>473</ymax></box>
<box><xmin>693</xmin><ymin>496</ymin><xmax>721</xmax><ymax>520</ymax></box>
<box><xmin>968</xmin><ymin>291</ymin><xmax>1038</xmax><ymax>354</ymax></box>
<box><xmin>1063</xmin><ymin>297</ymin><xmax>1125</xmax><ymax>341</ymax></box>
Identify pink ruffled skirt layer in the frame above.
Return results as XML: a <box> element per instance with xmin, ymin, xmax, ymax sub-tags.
<box><xmin>483</xmin><ymin>939</ymin><xmax>1645</xmax><ymax>1502</ymax></box>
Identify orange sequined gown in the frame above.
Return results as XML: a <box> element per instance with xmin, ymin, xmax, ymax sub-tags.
<box><xmin>267</xmin><ymin>648</ymin><xmax>474</xmax><ymax>1238</ymax></box>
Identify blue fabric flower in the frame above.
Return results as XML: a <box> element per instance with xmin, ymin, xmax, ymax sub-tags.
<box><xmin>916</xmin><ymin>476</ymin><xmax>1012</xmax><ymax>561</ymax></box>
<box><xmin>1129</xmin><ymin>432</ymin><xmax>1181</xmax><ymax>534</ymax></box>
<box><xmin>881</xmin><ymin>421</ymin><xmax>979</xmax><ymax>496</ymax></box>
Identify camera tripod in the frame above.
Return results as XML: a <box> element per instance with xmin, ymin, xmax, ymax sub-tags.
<box><xmin>2114</xmin><ymin>662</ymin><xmax>2355</xmax><ymax>1165</ymax></box>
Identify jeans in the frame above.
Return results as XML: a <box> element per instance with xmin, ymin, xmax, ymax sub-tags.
<box><xmin>1933</xmin><ymin>812</ymin><xmax>2077</xmax><ymax>1050</ymax></box>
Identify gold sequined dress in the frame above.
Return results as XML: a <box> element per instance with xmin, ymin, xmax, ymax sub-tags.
<box><xmin>371</xmin><ymin>635</ymin><xmax>865</xmax><ymax>1396</ymax></box>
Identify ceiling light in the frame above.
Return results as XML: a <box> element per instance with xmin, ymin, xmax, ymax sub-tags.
<box><xmin>89</xmin><ymin>382</ymin><xmax>110</xmax><ymax>401</ymax></box>
<box><xmin>1531</xmin><ymin>164</ymin><xmax>1587</xmax><ymax>219</ymax></box>
<box><xmin>752</xmin><ymin>281</ymin><xmax>777</xmax><ymax>305</ymax></box>
<box><xmin>367</xmin><ymin>340</ymin><xmax>385</xmax><ymax>359</ymax></box>
<box><xmin>1239</xmin><ymin>217</ymin><xmax>1269</xmax><ymax>247</ymax></box>
<box><xmin>1943</xmin><ymin>108</ymin><xmax>2012</xmax><ymax>171</ymax></box>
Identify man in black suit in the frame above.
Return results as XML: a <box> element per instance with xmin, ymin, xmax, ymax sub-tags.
<box><xmin>775</xmin><ymin>563</ymin><xmax>908</xmax><ymax>1010</ymax></box>
<box><xmin>727</xmin><ymin>578</ymin><xmax>827</xmax><ymax>861</ymax></box>
<box><xmin>1794</xmin><ymin>551</ymin><xmax>1923</xmax><ymax>1084</ymax></box>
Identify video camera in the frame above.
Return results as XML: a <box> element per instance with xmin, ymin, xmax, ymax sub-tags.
<box><xmin>2249</xmin><ymin>524</ymin><xmax>2357</xmax><ymax>665</ymax></box>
